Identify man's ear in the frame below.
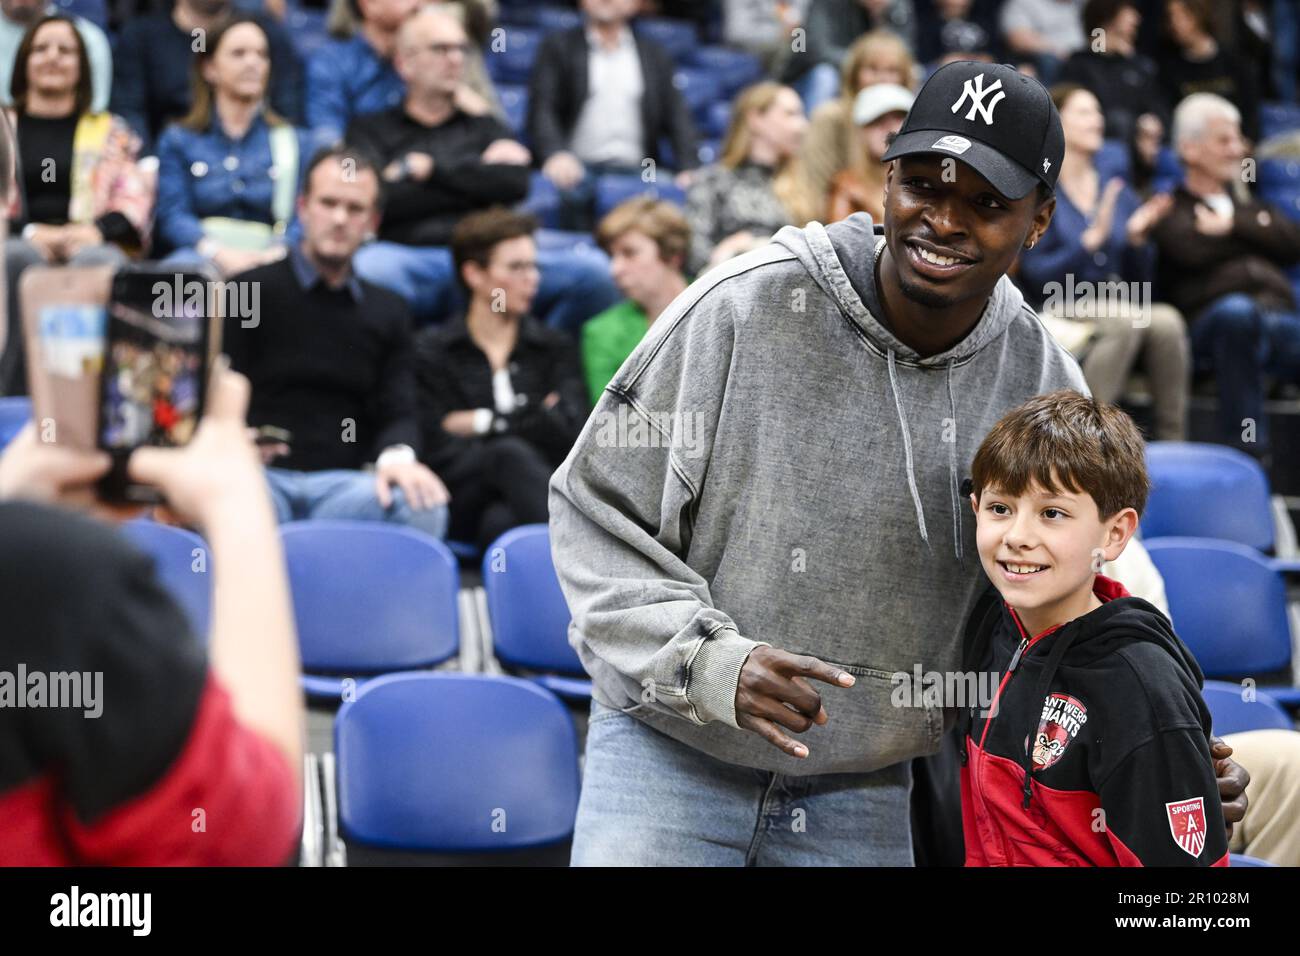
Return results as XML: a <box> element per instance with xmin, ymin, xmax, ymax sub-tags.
<box><xmin>1102</xmin><ymin>507</ymin><xmax>1140</xmax><ymax>562</ymax></box>
<box><xmin>1027</xmin><ymin>194</ymin><xmax>1055</xmax><ymax>248</ymax></box>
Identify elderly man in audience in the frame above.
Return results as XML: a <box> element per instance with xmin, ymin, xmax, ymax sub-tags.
<box><xmin>1150</xmin><ymin>92</ymin><xmax>1300</xmax><ymax>461</ymax></box>
<box><xmin>348</xmin><ymin>7</ymin><xmax>618</xmax><ymax>333</ymax></box>
<box><xmin>224</xmin><ymin>144</ymin><xmax>450</xmax><ymax>537</ymax></box>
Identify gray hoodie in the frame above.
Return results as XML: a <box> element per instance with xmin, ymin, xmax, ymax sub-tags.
<box><xmin>548</xmin><ymin>213</ymin><xmax>1086</xmax><ymax>776</ymax></box>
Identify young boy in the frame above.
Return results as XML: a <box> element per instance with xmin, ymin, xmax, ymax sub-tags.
<box><xmin>960</xmin><ymin>390</ymin><xmax>1228</xmax><ymax>866</ymax></box>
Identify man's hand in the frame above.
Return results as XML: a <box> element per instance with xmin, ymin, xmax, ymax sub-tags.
<box><xmin>374</xmin><ymin>459</ymin><xmax>450</xmax><ymax>512</ymax></box>
<box><xmin>481</xmin><ymin>138</ymin><xmax>532</xmax><ymax>166</ymax></box>
<box><xmin>1194</xmin><ymin>203</ymin><xmax>1234</xmax><ymax>237</ymax></box>
<box><xmin>1211</xmin><ymin>735</ymin><xmax>1249</xmax><ymax>841</ymax></box>
<box><xmin>542</xmin><ymin>151</ymin><xmax>585</xmax><ymax>190</ymax></box>
<box><xmin>735</xmin><ymin>646</ymin><xmax>855</xmax><ymax>758</ymax></box>
<box><xmin>1125</xmin><ymin>191</ymin><xmax>1173</xmax><ymax>245</ymax></box>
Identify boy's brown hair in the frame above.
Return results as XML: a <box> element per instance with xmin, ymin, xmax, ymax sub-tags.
<box><xmin>451</xmin><ymin>207</ymin><xmax>539</xmax><ymax>292</ymax></box>
<box><xmin>595</xmin><ymin>196</ymin><xmax>691</xmax><ymax>269</ymax></box>
<box><xmin>970</xmin><ymin>390</ymin><xmax>1149</xmax><ymax>518</ymax></box>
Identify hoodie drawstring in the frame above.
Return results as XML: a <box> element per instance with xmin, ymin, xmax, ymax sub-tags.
<box><xmin>886</xmin><ymin>351</ymin><xmax>966</xmax><ymax>562</ymax></box>
<box><xmin>946</xmin><ymin>359</ymin><xmax>963</xmax><ymax>565</ymax></box>
<box><xmin>887</xmin><ymin>348</ymin><xmax>929</xmax><ymax>549</ymax></box>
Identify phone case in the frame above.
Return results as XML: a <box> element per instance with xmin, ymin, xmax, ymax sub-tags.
<box><xmin>20</xmin><ymin>265</ymin><xmax>115</xmax><ymax>451</ymax></box>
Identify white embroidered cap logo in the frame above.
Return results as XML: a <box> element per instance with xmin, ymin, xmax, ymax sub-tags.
<box><xmin>1043</xmin><ymin>158</ymin><xmax>1052</xmax><ymax>173</ymax></box>
<box><xmin>931</xmin><ymin>135</ymin><xmax>972</xmax><ymax>155</ymax></box>
<box><xmin>950</xmin><ymin>74</ymin><xmax>1006</xmax><ymax>125</ymax></box>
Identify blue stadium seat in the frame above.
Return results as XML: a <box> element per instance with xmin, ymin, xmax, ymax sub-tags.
<box><xmin>672</xmin><ymin>67</ymin><xmax>724</xmax><ymax>126</ymax></box>
<box><xmin>1260</xmin><ymin>101</ymin><xmax>1300</xmax><ymax>140</ymax></box>
<box><xmin>1229</xmin><ymin>853</ymin><xmax>1277</xmax><ymax>866</ymax></box>
<box><xmin>520</xmin><ymin>171</ymin><xmax>562</xmax><ymax>229</ymax></box>
<box><xmin>1143</xmin><ymin>443</ymin><xmax>1275</xmax><ymax>552</ymax></box>
<box><xmin>689</xmin><ymin>45</ymin><xmax>763</xmax><ymax>98</ymax></box>
<box><xmin>635</xmin><ymin>16</ymin><xmax>698</xmax><ymax>62</ymax></box>
<box><xmin>594</xmin><ymin>172</ymin><xmax>686</xmax><ymax>219</ymax></box>
<box><xmin>281</xmin><ymin>521</ymin><xmax>459</xmax><ymax>701</ymax></box>
<box><xmin>1201</xmin><ymin>680</ymin><xmax>1294</xmax><ymax>734</ymax></box>
<box><xmin>496</xmin><ymin>83</ymin><xmax>529</xmax><ymax>140</ymax></box>
<box><xmin>122</xmin><ymin>520</ymin><xmax>211</xmax><ymax>641</ymax></box>
<box><xmin>335</xmin><ymin>672</ymin><xmax>580</xmax><ymax>851</ymax></box>
<box><xmin>697</xmin><ymin>138</ymin><xmax>722</xmax><ymax>165</ymax></box>
<box><xmin>482</xmin><ymin>524</ymin><xmax>590</xmax><ymax>700</ymax></box>
<box><xmin>486</xmin><ymin>26</ymin><xmax>543</xmax><ymax>85</ymax></box>
<box><xmin>706</xmin><ymin>99</ymin><xmax>732</xmax><ymax>139</ymax></box>
<box><xmin>0</xmin><ymin>396</ymin><xmax>31</xmax><ymax>450</ymax></box>
<box><xmin>51</xmin><ymin>0</ymin><xmax>107</xmax><ymax>31</ymax></box>
<box><xmin>533</xmin><ymin>6</ymin><xmax>582</xmax><ymax>32</ymax></box>
<box><xmin>1145</xmin><ymin>537</ymin><xmax>1300</xmax><ymax>708</ymax></box>
<box><xmin>284</xmin><ymin>6</ymin><xmax>331</xmax><ymax>60</ymax></box>
<box><xmin>1261</xmin><ymin>185</ymin><xmax>1300</xmax><ymax>223</ymax></box>
<box><xmin>534</xmin><ymin>228</ymin><xmax>601</xmax><ymax>253</ymax></box>
<box><xmin>1258</xmin><ymin>157</ymin><xmax>1300</xmax><ymax>188</ymax></box>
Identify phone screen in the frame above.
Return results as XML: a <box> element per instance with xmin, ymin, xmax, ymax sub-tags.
<box><xmin>98</xmin><ymin>271</ymin><xmax>215</xmax><ymax>501</ymax></box>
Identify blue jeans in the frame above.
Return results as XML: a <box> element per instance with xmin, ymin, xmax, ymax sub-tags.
<box><xmin>265</xmin><ymin>467</ymin><xmax>448</xmax><ymax>539</ymax></box>
<box><xmin>571</xmin><ymin>699</ymin><xmax>915</xmax><ymax>866</ymax></box>
<box><xmin>353</xmin><ymin>241</ymin><xmax>620</xmax><ymax>335</ymax></box>
<box><xmin>1191</xmin><ymin>293</ymin><xmax>1300</xmax><ymax>454</ymax></box>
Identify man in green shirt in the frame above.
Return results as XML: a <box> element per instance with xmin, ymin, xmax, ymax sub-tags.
<box><xmin>583</xmin><ymin>196</ymin><xmax>691</xmax><ymax>404</ymax></box>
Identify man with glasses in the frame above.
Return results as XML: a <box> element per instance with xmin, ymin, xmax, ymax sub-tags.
<box><xmin>346</xmin><ymin>7</ymin><xmax>619</xmax><ymax>331</ymax></box>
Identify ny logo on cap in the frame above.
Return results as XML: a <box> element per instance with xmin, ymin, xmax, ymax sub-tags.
<box><xmin>951</xmin><ymin>74</ymin><xmax>1005</xmax><ymax>126</ymax></box>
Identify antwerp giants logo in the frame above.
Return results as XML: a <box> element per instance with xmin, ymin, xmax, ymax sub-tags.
<box><xmin>1166</xmin><ymin>797</ymin><xmax>1208</xmax><ymax>858</ymax></box>
<box><xmin>951</xmin><ymin>74</ymin><xmax>1005</xmax><ymax>125</ymax></box>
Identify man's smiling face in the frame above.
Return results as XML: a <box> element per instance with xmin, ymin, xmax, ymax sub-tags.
<box><xmin>882</xmin><ymin>154</ymin><xmax>1053</xmax><ymax>310</ymax></box>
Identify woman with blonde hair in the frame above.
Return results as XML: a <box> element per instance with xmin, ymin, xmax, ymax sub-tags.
<box><xmin>683</xmin><ymin>81</ymin><xmax>809</xmax><ymax>275</ymax></box>
<box><xmin>798</xmin><ymin>30</ymin><xmax>916</xmax><ymax>221</ymax></box>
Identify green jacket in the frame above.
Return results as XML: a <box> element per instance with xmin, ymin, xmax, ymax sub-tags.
<box><xmin>581</xmin><ymin>299</ymin><xmax>649</xmax><ymax>405</ymax></box>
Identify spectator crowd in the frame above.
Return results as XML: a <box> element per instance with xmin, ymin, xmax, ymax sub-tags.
<box><xmin>3</xmin><ymin>0</ymin><xmax>1300</xmax><ymax>868</ymax></box>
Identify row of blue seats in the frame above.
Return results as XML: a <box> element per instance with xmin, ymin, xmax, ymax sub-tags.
<box><xmin>322</xmin><ymin>669</ymin><xmax>1282</xmax><ymax>859</ymax></box>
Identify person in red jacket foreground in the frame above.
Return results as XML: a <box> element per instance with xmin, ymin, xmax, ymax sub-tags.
<box><xmin>0</xmin><ymin>364</ymin><xmax>303</xmax><ymax>865</ymax></box>
<box><xmin>960</xmin><ymin>390</ymin><xmax>1227</xmax><ymax>866</ymax></box>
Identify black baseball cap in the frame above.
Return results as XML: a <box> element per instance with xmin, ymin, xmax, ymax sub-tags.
<box><xmin>881</xmin><ymin>61</ymin><xmax>1064</xmax><ymax>200</ymax></box>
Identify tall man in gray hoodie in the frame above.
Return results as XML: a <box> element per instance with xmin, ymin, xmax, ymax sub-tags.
<box><xmin>548</xmin><ymin>61</ymin><xmax>1247</xmax><ymax>865</ymax></box>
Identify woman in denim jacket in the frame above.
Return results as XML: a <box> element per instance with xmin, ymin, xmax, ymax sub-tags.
<box><xmin>155</xmin><ymin>15</ymin><xmax>316</xmax><ymax>277</ymax></box>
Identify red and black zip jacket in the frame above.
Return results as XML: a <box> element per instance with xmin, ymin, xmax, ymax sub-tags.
<box><xmin>0</xmin><ymin>501</ymin><xmax>299</xmax><ymax>866</ymax></box>
<box><xmin>959</xmin><ymin>575</ymin><xmax>1228</xmax><ymax>867</ymax></box>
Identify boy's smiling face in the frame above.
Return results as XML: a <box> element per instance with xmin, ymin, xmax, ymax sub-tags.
<box><xmin>972</xmin><ymin>479</ymin><xmax>1138</xmax><ymax>635</ymax></box>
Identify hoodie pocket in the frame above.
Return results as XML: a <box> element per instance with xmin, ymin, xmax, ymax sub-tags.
<box><xmin>792</xmin><ymin>660</ymin><xmax>945</xmax><ymax>774</ymax></box>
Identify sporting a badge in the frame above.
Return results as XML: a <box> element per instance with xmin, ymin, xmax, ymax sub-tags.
<box><xmin>1026</xmin><ymin>693</ymin><xmax>1087</xmax><ymax>770</ymax></box>
<box><xmin>1166</xmin><ymin>797</ymin><xmax>1208</xmax><ymax>858</ymax></box>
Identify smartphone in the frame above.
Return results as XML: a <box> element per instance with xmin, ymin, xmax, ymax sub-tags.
<box><xmin>97</xmin><ymin>268</ymin><xmax>222</xmax><ymax>502</ymax></box>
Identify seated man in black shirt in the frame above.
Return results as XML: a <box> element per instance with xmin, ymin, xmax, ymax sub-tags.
<box><xmin>347</xmin><ymin>6</ymin><xmax>619</xmax><ymax>333</ymax></box>
<box><xmin>225</xmin><ymin>144</ymin><xmax>449</xmax><ymax>537</ymax></box>
<box><xmin>414</xmin><ymin>208</ymin><xmax>587</xmax><ymax>551</ymax></box>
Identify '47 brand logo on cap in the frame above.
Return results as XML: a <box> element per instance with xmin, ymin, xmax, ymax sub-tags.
<box><xmin>1166</xmin><ymin>797</ymin><xmax>1208</xmax><ymax>858</ymax></box>
<box><xmin>950</xmin><ymin>74</ymin><xmax>1005</xmax><ymax>125</ymax></box>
